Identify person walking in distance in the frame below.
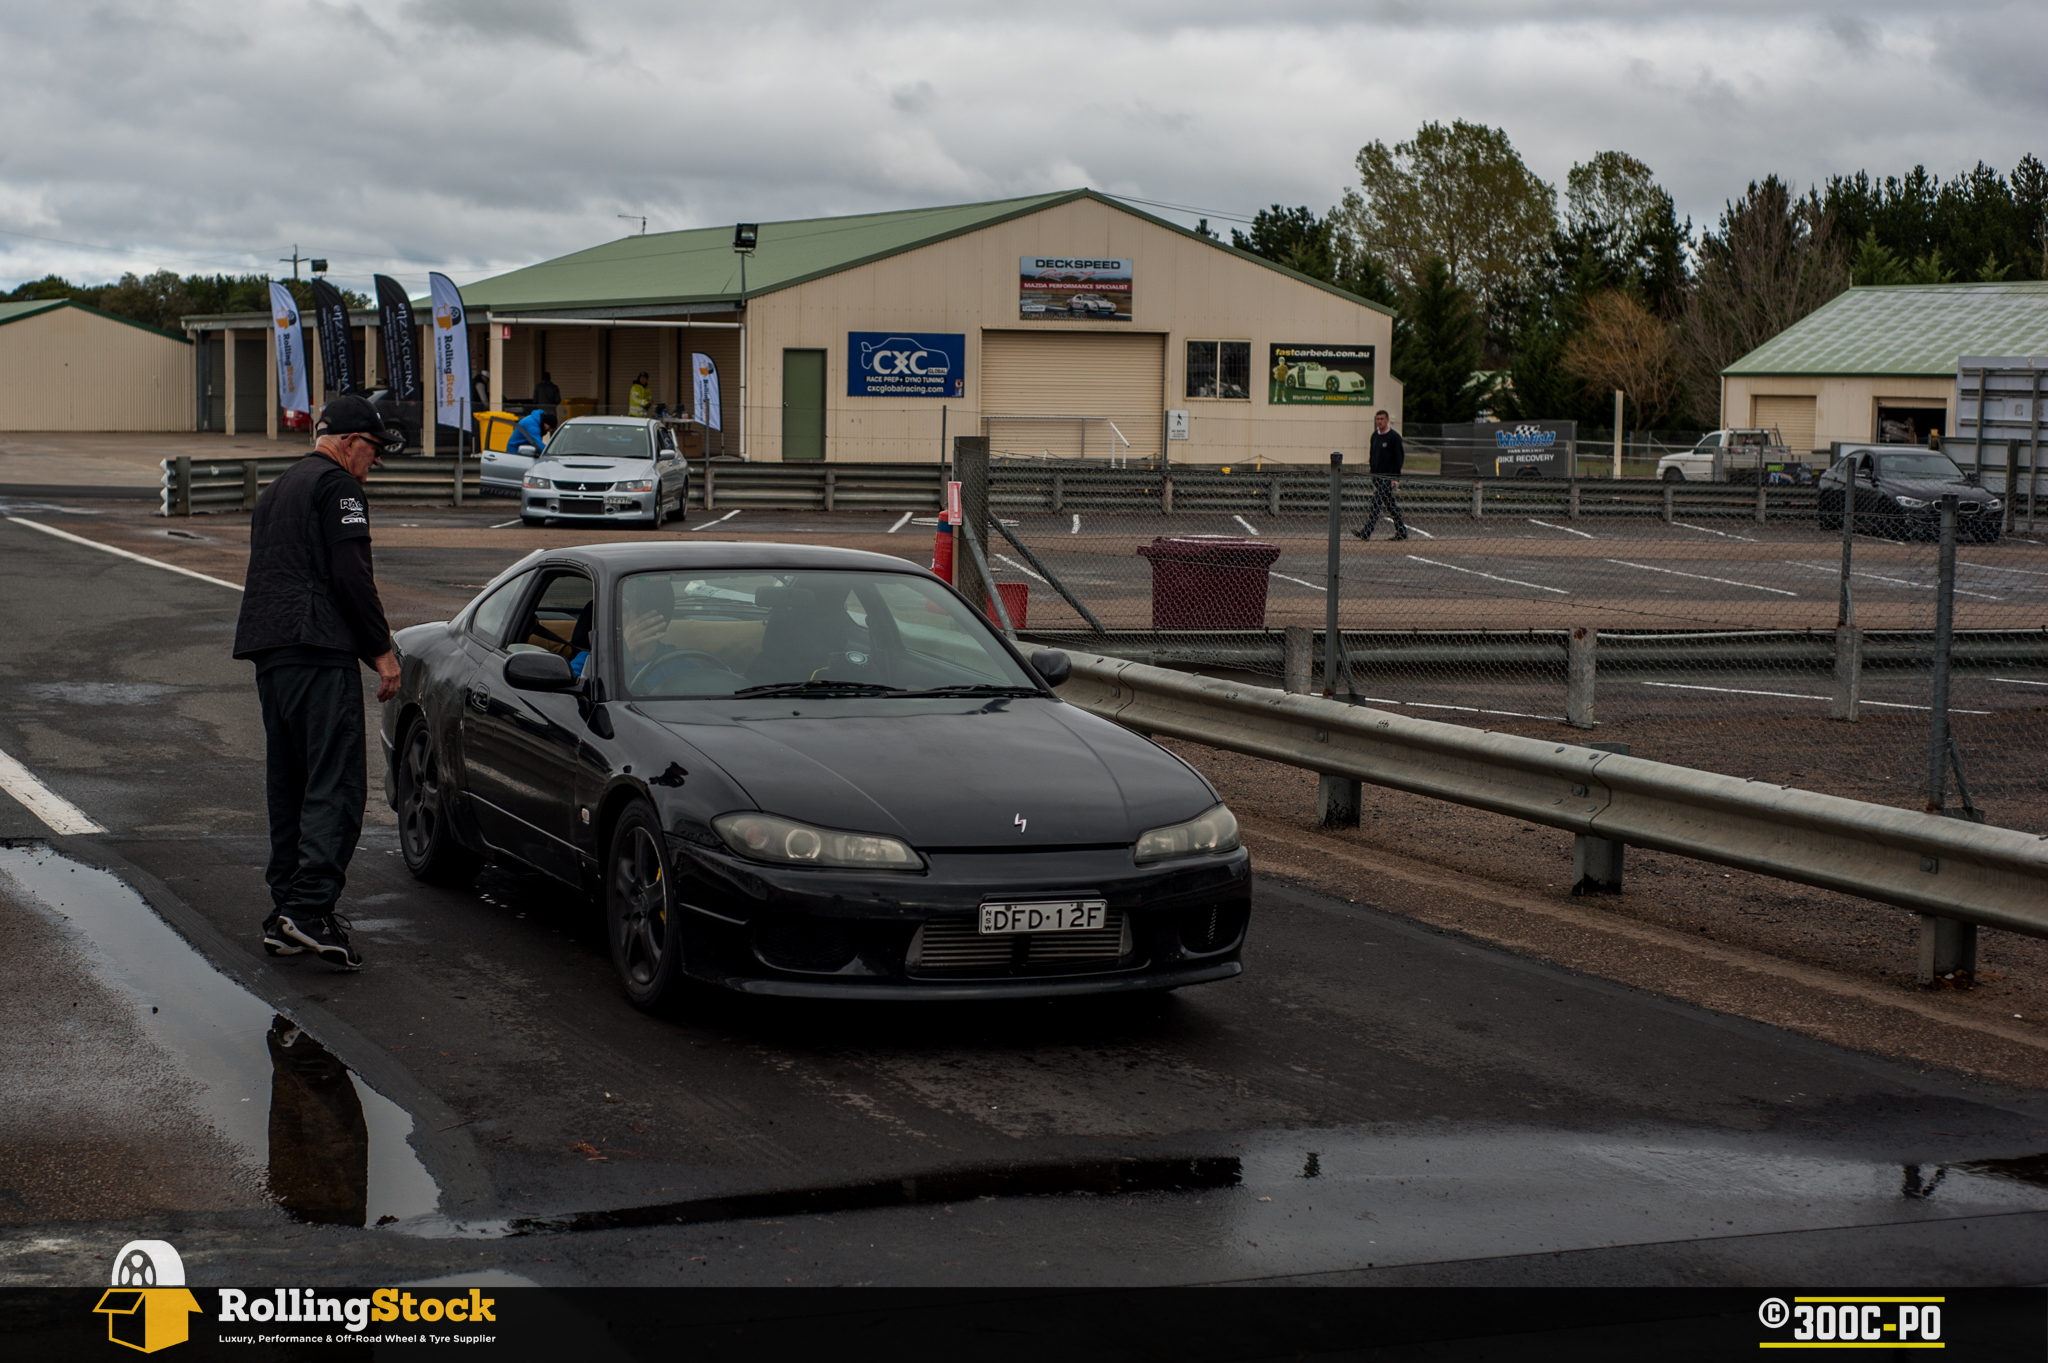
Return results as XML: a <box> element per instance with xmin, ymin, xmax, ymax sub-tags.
<box><xmin>1355</xmin><ymin>409</ymin><xmax>1408</xmax><ymax>541</ymax></box>
<box><xmin>233</xmin><ymin>395</ymin><xmax>405</xmax><ymax>968</ymax></box>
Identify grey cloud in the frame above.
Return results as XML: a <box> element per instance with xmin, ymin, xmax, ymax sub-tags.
<box><xmin>1826</xmin><ymin>15</ymin><xmax>1875</xmax><ymax>51</ymax></box>
<box><xmin>401</xmin><ymin>0</ymin><xmax>586</xmax><ymax>49</ymax></box>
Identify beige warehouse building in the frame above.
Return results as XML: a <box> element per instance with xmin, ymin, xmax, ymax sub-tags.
<box><xmin>0</xmin><ymin>299</ymin><xmax>192</xmax><ymax>431</ymax></box>
<box><xmin>1721</xmin><ymin>280</ymin><xmax>2048</xmax><ymax>454</ymax></box>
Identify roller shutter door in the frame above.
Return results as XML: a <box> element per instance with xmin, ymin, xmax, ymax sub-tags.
<box><xmin>1752</xmin><ymin>395</ymin><xmax>1816</xmax><ymax>455</ymax></box>
<box><xmin>980</xmin><ymin>331</ymin><xmax>1163</xmax><ymax>461</ymax></box>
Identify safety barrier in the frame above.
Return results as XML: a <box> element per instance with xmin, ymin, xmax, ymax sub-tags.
<box><xmin>160</xmin><ymin>456</ymin><xmax>480</xmax><ymax>515</ymax></box>
<box><xmin>1057</xmin><ymin>651</ymin><xmax>2048</xmax><ymax>939</ymax></box>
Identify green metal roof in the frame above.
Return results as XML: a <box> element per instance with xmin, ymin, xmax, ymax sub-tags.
<box><xmin>458</xmin><ymin>188</ymin><xmax>1392</xmax><ymax>318</ymax></box>
<box><xmin>0</xmin><ymin>299</ymin><xmax>69</xmax><ymax>325</ymax></box>
<box><xmin>1724</xmin><ymin>281</ymin><xmax>2048</xmax><ymax>377</ymax></box>
<box><xmin>0</xmin><ymin>296</ymin><xmax>191</xmax><ymax>342</ymax></box>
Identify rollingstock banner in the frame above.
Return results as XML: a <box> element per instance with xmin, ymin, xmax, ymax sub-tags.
<box><xmin>692</xmin><ymin>354</ymin><xmax>722</xmax><ymax>431</ymax></box>
<box><xmin>268</xmin><ymin>283</ymin><xmax>310</xmax><ymax>415</ymax></box>
<box><xmin>848</xmin><ymin>332</ymin><xmax>965</xmax><ymax>398</ymax></box>
<box><xmin>373</xmin><ymin>275</ymin><xmax>420</xmax><ymax>403</ymax></box>
<box><xmin>1019</xmin><ymin>257</ymin><xmax>1133</xmax><ymax>321</ymax></box>
<box><xmin>308</xmin><ymin>279</ymin><xmax>358</xmax><ymax>396</ymax></box>
<box><xmin>1268</xmin><ymin>343</ymin><xmax>1374</xmax><ymax>405</ymax></box>
<box><xmin>428</xmin><ymin>273</ymin><xmax>470</xmax><ymax>432</ymax></box>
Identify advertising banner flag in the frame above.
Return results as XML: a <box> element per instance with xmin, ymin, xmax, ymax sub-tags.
<box><xmin>268</xmin><ymin>282</ymin><xmax>310</xmax><ymax>415</ymax></box>
<box><xmin>691</xmin><ymin>353</ymin><xmax>722</xmax><ymax>431</ymax></box>
<box><xmin>308</xmin><ymin>279</ymin><xmax>358</xmax><ymax>396</ymax></box>
<box><xmin>374</xmin><ymin>274</ymin><xmax>420</xmax><ymax>403</ymax></box>
<box><xmin>1019</xmin><ymin>257</ymin><xmax>1133</xmax><ymax>321</ymax></box>
<box><xmin>848</xmin><ymin>332</ymin><xmax>965</xmax><ymax>398</ymax></box>
<box><xmin>1267</xmin><ymin>343</ymin><xmax>1375</xmax><ymax>405</ymax></box>
<box><xmin>428</xmin><ymin>272</ymin><xmax>470</xmax><ymax>432</ymax></box>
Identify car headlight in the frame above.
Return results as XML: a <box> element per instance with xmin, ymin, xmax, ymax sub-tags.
<box><xmin>612</xmin><ymin>478</ymin><xmax>656</xmax><ymax>493</ymax></box>
<box><xmin>712</xmin><ymin>812</ymin><xmax>919</xmax><ymax>868</ymax></box>
<box><xmin>1892</xmin><ymin>495</ymin><xmax>1928</xmax><ymax>509</ymax></box>
<box><xmin>524</xmin><ymin>474</ymin><xmax>552</xmax><ymax>490</ymax></box>
<box><xmin>1133</xmin><ymin>803</ymin><xmax>1240</xmax><ymax>865</ymax></box>
<box><xmin>1986</xmin><ymin>498</ymin><xmax>2003</xmax><ymax>510</ymax></box>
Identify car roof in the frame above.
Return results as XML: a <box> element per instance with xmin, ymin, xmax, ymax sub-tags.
<box><xmin>558</xmin><ymin>415</ymin><xmax>649</xmax><ymax>427</ymax></box>
<box><xmin>531</xmin><ymin>541</ymin><xmax>942</xmax><ymax>579</ymax></box>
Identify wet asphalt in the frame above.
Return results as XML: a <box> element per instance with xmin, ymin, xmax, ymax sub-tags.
<box><xmin>1</xmin><ymin>511</ymin><xmax>2047</xmax><ymax>1288</ymax></box>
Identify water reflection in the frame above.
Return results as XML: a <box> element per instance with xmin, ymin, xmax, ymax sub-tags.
<box><xmin>266</xmin><ymin>1016</ymin><xmax>369</xmax><ymax>1226</ymax></box>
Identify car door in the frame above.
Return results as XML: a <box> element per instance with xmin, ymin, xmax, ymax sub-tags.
<box><xmin>460</xmin><ymin>567</ymin><xmax>592</xmax><ymax>881</ymax></box>
<box><xmin>656</xmin><ymin>425</ymin><xmax>688</xmax><ymax>514</ymax></box>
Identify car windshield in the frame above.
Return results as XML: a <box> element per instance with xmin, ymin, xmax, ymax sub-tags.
<box><xmin>547</xmin><ymin>423</ymin><xmax>652</xmax><ymax>460</ymax></box>
<box><xmin>1878</xmin><ymin>452</ymin><xmax>1966</xmax><ymax>481</ymax></box>
<box><xmin>616</xmin><ymin>570</ymin><xmax>1039</xmax><ymax>699</ymax></box>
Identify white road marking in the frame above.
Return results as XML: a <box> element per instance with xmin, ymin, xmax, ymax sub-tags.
<box><xmin>1993</xmin><ymin>677</ymin><xmax>2048</xmax><ymax>686</ymax></box>
<box><xmin>1961</xmin><ymin>559</ymin><xmax>2048</xmax><ymax>578</ymax></box>
<box><xmin>1402</xmin><ymin>701</ymin><xmax>1564</xmax><ymax>721</ymax></box>
<box><xmin>994</xmin><ymin>553</ymin><xmax>1048</xmax><ymax>584</ymax></box>
<box><xmin>1527</xmin><ymin>519</ymin><xmax>1594</xmax><ymax>539</ymax></box>
<box><xmin>1071</xmin><ymin>514</ymin><xmax>1081</xmax><ymax>534</ymax></box>
<box><xmin>1233</xmin><ymin>515</ymin><xmax>1261</xmax><ymax>536</ymax></box>
<box><xmin>489</xmin><ymin>518</ymin><xmax>522</xmax><ymax>528</ymax></box>
<box><xmin>0</xmin><ymin>745</ymin><xmax>105</xmax><ymax>835</ymax></box>
<box><xmin>5</xmin><ymin>516</ymin><xmax>243</xmax><ymax>591</ymax></box>
<box><xmin>1669</xmin><ymin>521</ymin><xmax>1756</xmax><ymax>542</ymax></box>
<box><xmin>1784</xmin><ymin>561</ymin><xmax>2002</xmax><ymax>600</ymax></box>
<box><xmin>1403</xmin><ymin>524</ymin><xmax>1435</xmax><ymax>539</ymax></box>
<box><xmin>1269</xmin><ymin>571</ymin><xmax>1327</xmax><ymax>592</ymax></box>
<box><xmin>1606</xmin><ymin>558</ymin><xmax>1796</xmax><ymax>596</ymax></box>
<box><xmin>1640</xmin><ymin>680</ymin><xmax>1989</xmax><ymax>713</ymax></box>
<box><xmin>1407</xmin><ymin>555</ymin><xmax>1569</xmax><ymax>594</ymax></box>
<box><xmin>689</xmin><ymin>510</ymin><xmax>741</xmax><ymax>531</ymax></box>
<box><xmin>887</xmin><ymin>512</ymin><xmax>913</xmax><ymax>534</ymax></box>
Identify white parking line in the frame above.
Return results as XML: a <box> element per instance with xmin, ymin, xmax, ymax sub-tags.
<box><xmin>1669</xmin><ymin>521</ymin><xmax>1756</xmax><ymax>542</ymax></box>
<box><xmin>1993</xmin><ymin>677</ymin><xmax>2048</xmax><ymax>686</ymax></box>
<box><xmin>689</xmin><ymin>510</ymin><xmax>741</xmax><ymax>531</ymax></box>
<box><xmin>1527</xmin><ymin>519</ymin><xmax>1594</xmax><ymax>539</ymax></box>
<box><xmin>1640</xmin><ymin>680</ymin><xmax>1989</xmax><ymax>713</ymax></box>
<box><xmin>1403</xmin><ymin>524</ymin><xmax>1435</xmax><ymax>539</ymax></box>
<box><xmin>1269</xmin><ymin>571</ymin><xmax>1326</xmax><ymax>592</ymax></box>
<box><xmin>1961</xmin><ymin>559</ymin><xmax>2048</xmax><ymax>578</ymax></box>
<box><xmin>5</xmin><ymin>516</ymin><xmax>243</xmax><ymax>591</ymax></box>
<box><xmin>1784</xmin><ymin>561</ymin><xmax>2002</xmax><ymax>600</ymax></box>
<box><xmin>0</xmin><ymin>746</ymin><xmax>105</xmax><ymax>835</ymax></box>
<box><xmin>1233</xmin><ymin>515</ymin><xmax>1261</xmax><ymax>536</ymax></box>
<box><xmin>1407</xmin><ymin>555</ymin><xmax>1568</xmax><ymax>594</ymax></box>
<box><xmin>1606</xmin><ymin>558</ymin><xmax>1796</xmax><ymax>596</ymax></box>
<box><xmin>1071</xmin><ymin>514</ymin><xmax>1081</xmax><ymax>534</ymax></box>
<box><xmin>489</xmin><ymin>518</ymin><xmax>522</xmax><ymax>529</ymax></box>
<box><xmin>887</xmin><ymin>512</ymin><xmax>913</xmax><ymax>534</ymax></box>
<box><xmin>995</xmin><ymin>553</ymin><xmax>1048</xmax><ymax>584</ymax></box>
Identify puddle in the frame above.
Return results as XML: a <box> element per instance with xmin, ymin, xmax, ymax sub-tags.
<box><xmin>0</xmin><ymin>844</ymin><xmax>439</xmax><ymax>1229</ymax></box>
<box><xmin>18</xmin><ymin>682</ymin><xmax>187</xmax><ymax>707</ymax></box>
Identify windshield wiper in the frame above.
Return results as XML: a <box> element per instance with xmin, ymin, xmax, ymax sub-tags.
<box><xmin>730</xmin><ymin>680</ymin><xmax>908</xmax><ymax>698</ymax></box>
<box><xmin>893</xmin><ymin>684</ymin><xmax>1042</xmax><ymax>698</ymax></box>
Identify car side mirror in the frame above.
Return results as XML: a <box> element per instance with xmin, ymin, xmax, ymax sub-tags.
<box><xmin>1029</xmin><ymin>649</ymin><xmax>1071</xmax><ymax>688</ymax></box>
<box><xmin>504</xmin><ymin>652</ymin><xmax>578</xmax><ymax>692</ymax></box>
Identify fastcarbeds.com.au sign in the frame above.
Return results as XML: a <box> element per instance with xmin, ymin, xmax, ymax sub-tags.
<box><xmin>848</xmin><ymin>332</ymin><xmax>966</xmax><ymax>398</ymax></box>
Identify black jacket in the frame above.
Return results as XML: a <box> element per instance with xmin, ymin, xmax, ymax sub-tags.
<box><xmin>1369</xmin><ymin>428</ymin><xmax>1405</xmax><ymax>477</ymax></box>
<box><xmin>233</xmin><ymin>453</ymin><xmax>392</xmax><ymax>666</ymax></box>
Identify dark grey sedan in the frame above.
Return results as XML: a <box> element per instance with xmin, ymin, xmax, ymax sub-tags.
<box><xmin>1818</xmin><ymin>446</ymin><xmax>2003</xmax><ymax>542</ymax></box>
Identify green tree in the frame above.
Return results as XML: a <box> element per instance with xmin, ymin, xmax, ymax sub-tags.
<box><xmin>1824</xmin><ymin>156</ymin><xmax>2047</xmax><ymax>282</ymax></box>
<box><xmin>1563</xmin><ymin>151</ymin><xmax>1691</xmax><ymax>317</ymax></box>
<box><xmin>1336</xmin><ymin>120</ymin><xmax>1556</xmax><ymax>330</ymax></box>
<box><xmin>1396</xmin><ymin>257</ymin><xmax>1482</xmax><ymax>424</ymax></box>
<box><xmin>1232</xmin><ymin>205</ymin><xmax>1335</xmax><ymax>280</ymax></box>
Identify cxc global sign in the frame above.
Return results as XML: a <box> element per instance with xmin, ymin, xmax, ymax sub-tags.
<box><xmin>848</xmin><ymin>332</ymin><xmax>965</xmax><ymax>398</ymax></box>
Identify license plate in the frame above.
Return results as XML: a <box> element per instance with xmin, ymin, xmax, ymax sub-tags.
<box><xmin>604</xmin><ymin>496</ymin><xmax>637</xmax><ymax>510</ymax></box>
<box><xmin>979</xmin><ymin>900</ymin><xmax>1106</xmax><ymax>935</ymax></box>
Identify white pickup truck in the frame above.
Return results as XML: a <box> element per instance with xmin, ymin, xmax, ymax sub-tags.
<box><xmin>1655</xmin><ymin>428</ymin><xmax>1800</xmax><ymax>483</ymax></box>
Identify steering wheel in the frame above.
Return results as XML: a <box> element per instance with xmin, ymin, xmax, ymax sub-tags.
<box><xmin>631</xmin><ymin>650</ymin><xmax>737</xmax><ymax>695</ymax></box>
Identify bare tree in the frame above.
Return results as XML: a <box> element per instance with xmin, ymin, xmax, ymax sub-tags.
<box><xmin>1562</xmin><ymin>290</ymin><xmax>1679</xmax><ymax>427</ymax></box>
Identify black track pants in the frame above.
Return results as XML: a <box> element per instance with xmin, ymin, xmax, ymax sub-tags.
<box><xmin>1361</xmin><ymin>476</ymin><xmax>1407</xmax><ymax>538</ymax></box>
<box><xmin>256</xmin><ymin>664</ymin><xmax>365</xmax><ymax>920</ymax></box>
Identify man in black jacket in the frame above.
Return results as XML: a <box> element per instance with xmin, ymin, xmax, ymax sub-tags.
<box><xmin>1355</xmin><ymin>409</ymin><xmax>1409</xmax><ymax>541</ymax></box>
<box><xmin>233</xmin><ymin>396</ymin><xmax>404</xmax><ymax>968</ymax></box>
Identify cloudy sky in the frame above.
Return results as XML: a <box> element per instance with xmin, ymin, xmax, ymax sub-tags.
<box><xmin>2</xmin><ymin>0</ymin><xmax>2040</xmax><ymax>295</ymax></box>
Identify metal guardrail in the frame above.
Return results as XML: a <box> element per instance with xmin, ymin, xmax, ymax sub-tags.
<box><xmin>159</xmin><ymin>456</ymin><xmax>1815</xmax><ymax>523</ymax></box>
<box><xmin>1057</xmin><ymin>651</ymin><xmax>2048</xmax><ymax>936</ymax></box>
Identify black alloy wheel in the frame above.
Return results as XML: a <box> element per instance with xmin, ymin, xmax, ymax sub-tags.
<box><xmin>1662</xmin><ymin>466</ymin><xmax>1685</xmax><ymax>483</ymax></box>
<box><xmin>608</xmin><ymin>801</ymin><xmax>684</xmax><ymax>1010</ymax></box>
<box><xmin>396</xmin><ymin>722</ymin><xmax>481</xmax><ymax>884</ymax></box>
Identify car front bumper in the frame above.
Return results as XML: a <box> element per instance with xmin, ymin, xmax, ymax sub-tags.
<box><xmin>525</xmin><ymin>493</ymin><xmax>655</xmax><ymax>520</ymax></box>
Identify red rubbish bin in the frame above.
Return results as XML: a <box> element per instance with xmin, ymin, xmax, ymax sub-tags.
<box><xmin>1136</xmin><ymin>537</ymin><xmax>1281</xmax><ymax>628</ymax></box>
<box><xmin>984</xmin><ymin>581</ymin><xmax>1028</xmax><ymax>628</ymax></box>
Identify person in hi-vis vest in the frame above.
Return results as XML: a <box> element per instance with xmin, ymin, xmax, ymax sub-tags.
<box><xmin>628</xmin><ymin>372</ymin><xmax>651</xmax><ymax>418</ymax></box>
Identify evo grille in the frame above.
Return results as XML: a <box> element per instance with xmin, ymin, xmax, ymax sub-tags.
<box><xmin>907</xmin><ymin>911</ymin><xmax>1130</xmax><ymax>974</ymax></box>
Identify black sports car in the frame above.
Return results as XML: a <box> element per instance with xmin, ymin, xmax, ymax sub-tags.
<box><xmin>380</xmin><ymin>542</ymin><xmax>1250</xmax><ymax>1006</ymax></box>
<box><xmin>1817</xmin><ymin>446</ymin><xmax>2003</xmax><ymax>542</ymax></box>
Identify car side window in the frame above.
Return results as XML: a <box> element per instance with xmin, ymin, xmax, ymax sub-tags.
<box><xmin>469</xmin><ymin>570</ymin><xmax>536</xmax><ymax>649</ymax></box>
<box><xmin>510</xmin><ymin>572</ymin><xmax>596</xmax><ymax>673</ymax></box>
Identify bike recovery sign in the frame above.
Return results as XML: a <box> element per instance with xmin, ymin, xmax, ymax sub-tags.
<box><xmin>848</xmin><ymin>332</ymin><xmax>966</xmax><ymax>398</ymax></box>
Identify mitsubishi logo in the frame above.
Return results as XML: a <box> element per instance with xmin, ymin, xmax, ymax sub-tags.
<box><xmin>1014</xmin><ymin>813</ymin><xmax>1028</xmax><ymax>833</ymax></box>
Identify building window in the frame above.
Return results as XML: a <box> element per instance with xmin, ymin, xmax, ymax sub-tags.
<box><xmin>1186</xmin><ymin>340</ymin><xmax>1251</xmax><ymax>400</ymax></box>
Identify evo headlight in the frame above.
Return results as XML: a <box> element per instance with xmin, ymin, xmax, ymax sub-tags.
<box><xmin>1133</xmin><ymin>803</ymin><xmax>1240</xmax><ymax>865</ymax></box>
<box><xmin>612</xmin><ymin>477</ymin><xmax>656</xmax><ymax>493</ymax></box>
<box><xmin>712</xmin><ymin>812</ymin><xmax>919</xmax><ymax>869</ymax></box>
<box><xmin>523</xmin><ymin>474</ymin><xmax>553</xmax><ymax>490</ymax></box>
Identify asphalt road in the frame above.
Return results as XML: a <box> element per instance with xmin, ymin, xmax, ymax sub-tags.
<box><xmin>2</xmin><ymin>512</ymin><xmax>2047</xmax><ymax>1289</ymax></box>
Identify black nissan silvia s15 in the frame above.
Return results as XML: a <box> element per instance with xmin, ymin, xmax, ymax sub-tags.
<box><xmin>380</xmin><ymin>542</ymin><xmax>1250</xmax><ymax>1008</ymax></box>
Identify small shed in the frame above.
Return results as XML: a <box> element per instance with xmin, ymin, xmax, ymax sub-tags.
<box><xmin>0</xmin><ymin>299</ymin><xmax>194</xmax><ymax>430</ymax></box>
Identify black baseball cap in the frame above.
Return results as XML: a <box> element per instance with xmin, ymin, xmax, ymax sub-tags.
<box><xmin>316</xmin><ymin>395</ymin><xmax>405</xmax><ymax>455</ymax></box>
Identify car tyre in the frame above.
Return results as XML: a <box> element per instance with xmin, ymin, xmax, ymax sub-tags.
<box><xmin>395</xmin><ymin>720</ymin><xmax>482</xmax><ymax>885</ymax></box>
<box><xmin>608</xmin><ymin>800</ymin><xmax>686</xmax><ymax>1011</ymax></box>
<box><xmin>521</xmin><ymin>514</ymin><xmax>545</xmax><ymax>527</ymax></box>
<box><xmin>1662</xmin><ymin>466</ymin><xmax>1685</xmax><ymax>483</ymax></box>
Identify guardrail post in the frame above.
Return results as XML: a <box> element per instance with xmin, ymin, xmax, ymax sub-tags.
<box><xmin>1269</xmin><ymin>476</ymin><xmax>1281</xmax><ymax>518</ymax></box>
<box><xmin>1569</xmin><ymin>482</ymin><xmax>1581</xmax><ymax>521</ymax></box>
<box><xmin>1755</xmin><ymin>484</ymin><xmax>1768</xmax><ymax>525</ymax></box>
<box><xmin>824</xmin><ymin>469</ymin><xmax>836</xmax><ymax>513</ymax></box>
<box><xmin>703</xmin><ymin>462</ymin><xmax>716</xmax><ymax>511</ymax></box>
<box><xmin>1917</xmin><ymin>914</ymin><xmax>1978</xmax><ymax>987</ymax></box>
<box><xmin>1915</xmin><ymin>493</ymin><xmax>1977</xmax><ymax>985</ymax></box>
<box><xmin>1565</xmin><ymin>626</ymin><xmax>1598</xmax><ymax>728</ymax></box>
<box><xmin>1318</xmin><ymin>770</ymin><xmax>1361</xmax><ymax>829</ymax></box>
<box><xmin>1283</xmin><ymin>626</ymin><xmax>1312</xmax><ymax>694</ymax></box>
<box><xmin>1662</xmin><ymin>485</ymin><xmax>1674</xmax><ymax>523</ymax></box>
<box><xmin>1469</xmin><ymin>480</ymin><xmax>1483</xmax><ymax>520</ymax></box>
<box><xmin>1572</xmin><ymin>741</ymin><xmax>1629</xmax><ymax>894</ymax></box>
<box><xmin>241</xmin><ymin>459</ymin><xmax>259</xmax><ymax>512</ymax></box>
<box><xmin>1160</xmin><ymin>474</ymin><xmax>1173</xmax><ymax>515</ymax></box>
<box><xmin>1833</xmin><ymin>483</ymin><xmax>1859</xmax><ymax>721</ymax></box>
<box><xmin>175</xmin><ymin>455</ymin><xmax>191</xmax><ymax>516</ymax></box>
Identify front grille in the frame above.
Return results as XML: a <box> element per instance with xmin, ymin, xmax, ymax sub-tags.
<box><xmin>754</xmin><ymin>917</ymin><xmax>858</xmax><ymax>973</ymax></box>
<box><xmin>907</xmin><ymin>911</ymin><xmax>1130</xmax><ymax>974</ymax></box>
<box><xmin>556</xmin><ymin>480</ymin><xmax>614</xmax><ymax>493</ymax></box>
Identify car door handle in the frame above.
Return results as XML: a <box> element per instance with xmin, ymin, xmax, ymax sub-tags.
<box><xmin>469</xmin><ymin>685</ymin><xmax>490</xmax><ymax>712</ymax></box>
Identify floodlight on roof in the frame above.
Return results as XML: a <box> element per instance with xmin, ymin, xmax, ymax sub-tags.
<box><xmin>733</xmin><ymin>223</ymin><xmax>758</xmax><ymax>254</ymax></box>
<box><xmin>310</xmin><ymin>259</ymin><xmax>329</xmax><ymax>274</ymax></box>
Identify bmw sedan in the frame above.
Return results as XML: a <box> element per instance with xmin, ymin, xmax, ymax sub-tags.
<box><xmin>380</xmin><ymin>543</ymin><xmax>1251</xmax><ymax>1008</ymax></box>
<box><xmin>518</xmin><ymin>416</ymin><xmax>690</xmax><ymax>528</ymax></box>
<box><xmin>1818</xmin><ymin>445</ymin><xmax>2003</xmax><ymax>542</ymax></box>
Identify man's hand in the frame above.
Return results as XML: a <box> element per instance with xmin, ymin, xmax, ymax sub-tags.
<box><xmin>372</xmin><ymin>650</ymin><xmax>401</xmax><ymax>703</ymax></box>
<box><xmin>1392</xmin><ymin>480</ymin><xmax>1400</xmax><ymax>490</ymax></box>
<box><xmin>623</xmin><ymin>609</ymin><xmax>668</xmax><ymax>660</ymax></box>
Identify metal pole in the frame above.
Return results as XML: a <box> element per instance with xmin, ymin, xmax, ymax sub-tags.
<box><xmin>1833</xmin><ymin>445</ymin><xmax>1859</xmax><ymax>721</ymax></box>
<box><xmin>1927</xmin><ymin>494</ymin><xmax>1958</xmax><ymax>813</ymax></box>
<box><xmin>1323</xmin><ymin>451</ymin><xmax>1342</xmax><ymax>697</ymax></box>
<box><xmin>2030</xmin><ymin>364</ymin><xmax>2041</xmax><ymax>533</ymax></box>
<box><xmin>1970</xmin><ymin>366</ymin><xmax>1985</xmax><ymax>483</ymax></box>
<box><xmin>1612</xmin><ymin>389</ymin><xmax>1623</xmax><ymax>479</ymax></box>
